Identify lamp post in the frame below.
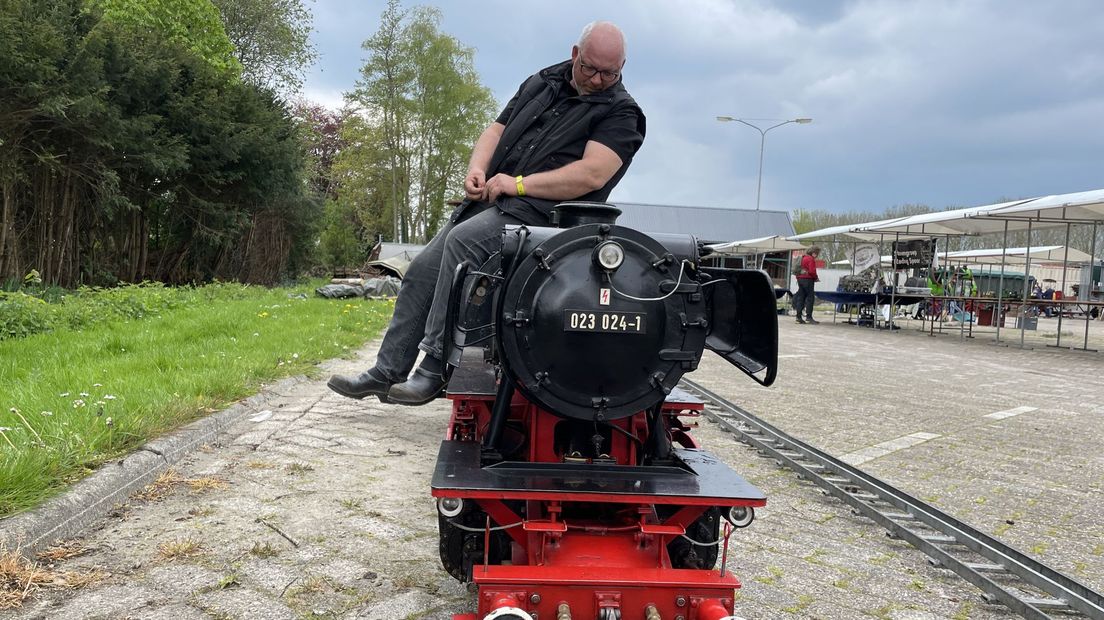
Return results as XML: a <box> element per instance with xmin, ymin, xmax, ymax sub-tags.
<box><xmin>716</xmin><ymin>116</ymin><xmax>812</xmax><ymax>213</ymax></box>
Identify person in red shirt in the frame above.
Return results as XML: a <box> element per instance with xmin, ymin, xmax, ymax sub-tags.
<box><xmin>793</xmin><ymin>246</ymin><xmax>821</xmax><ymax>324</ymax></box>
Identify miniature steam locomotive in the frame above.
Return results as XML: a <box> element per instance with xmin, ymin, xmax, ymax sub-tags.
<box><xmin>430</xmin><ymin>203</ymin><xmax>778</xmax><ymax>620</ymax></box>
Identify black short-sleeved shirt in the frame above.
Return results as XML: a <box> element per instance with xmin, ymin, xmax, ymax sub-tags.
<box><xmin>451</xmin><ymin>59</ymin><xmax>645</xmax><ymax>226</ymax></box>
<box><xmin>494</xmin><ymin>66</ymin><xmax>643</xmax><ymax>174</ymax></box>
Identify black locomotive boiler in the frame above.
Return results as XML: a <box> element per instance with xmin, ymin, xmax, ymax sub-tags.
<box><xmin>430</xmin><ymin>202</ymin><xmax>777</xmax><ymax>620</ymax></box>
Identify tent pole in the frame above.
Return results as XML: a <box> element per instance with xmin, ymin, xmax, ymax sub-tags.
<box><xmin>1019</xmin><ymin>220</ymin><xmax>1034</xmax><ymax>349</ymax></box>
<box><xmin>1052</xmin><ymin>223</ymin><xmax>1072</xmax><ymax>348</ymax></box>
<box><xmin>1082</xmin><ymin>222</ymin><xmax>1098</xmax><ymax>352</ymax></box>
<box><xmin>994</xmin><ymin>221</ymin><xmax>1009</xmax><ymax>346</ymax></box>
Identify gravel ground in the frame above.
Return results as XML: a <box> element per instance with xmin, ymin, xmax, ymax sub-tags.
<box><xmin>4</xmin><ymin>309</ymin><xmax>1101</xmax><ymax>620</ymax></box>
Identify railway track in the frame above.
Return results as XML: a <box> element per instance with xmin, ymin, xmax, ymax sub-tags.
<box><xmin>679</xmin><ymin>378</ymin><xmax>1104</xmax><ymax>620</ymax></box>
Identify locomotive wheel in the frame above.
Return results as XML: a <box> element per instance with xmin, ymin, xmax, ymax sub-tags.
<box><xmin>662</xmin><ymin>506</ymin><xmax>721</xmax><ymax>569</ymax></box>
<box><xmin>438</xmin><ymin>511</ymin><xmax>511</xmax><ymax>582</ymax></box>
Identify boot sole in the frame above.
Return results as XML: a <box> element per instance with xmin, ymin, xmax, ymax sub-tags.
<box><xmin>388</xmin><ymin>389</ymin><xmax>447</xmax><ymax>407</ymax></box>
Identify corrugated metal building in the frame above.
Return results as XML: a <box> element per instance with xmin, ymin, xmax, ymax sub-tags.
<box><xmin>610</xmin><ymin>203</ymin><xmax>794</xmax><ymax>243</ymax></box>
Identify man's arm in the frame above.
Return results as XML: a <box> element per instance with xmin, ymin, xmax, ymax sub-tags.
<box><xmin>483</xmin><ymin>140</ymin><xmax>623</xmax><ymax>203</ymax></box>
<box><xmin>465</xmin><ymin>122</ymin><xmax>506</xmax><ymax>200</ymax></box>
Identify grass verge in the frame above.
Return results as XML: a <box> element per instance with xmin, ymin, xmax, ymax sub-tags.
<box><xmin>0</xmin><ymin>281</ymin><xmax>392</xmax><ymax>516</ymax></box>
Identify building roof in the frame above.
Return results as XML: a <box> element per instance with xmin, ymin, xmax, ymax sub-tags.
<box><xmin>609</xmin><ymin>202</ymin><xmax>794</xmax><ymax>244</ymax></box>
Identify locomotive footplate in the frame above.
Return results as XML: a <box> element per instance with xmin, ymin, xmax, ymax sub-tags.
<box><xmin>431</xmin><ymin>440</ymin><xmax>764</xmax><ymax>506</ymax></box>
<box><xmin>446</xmin><ymin>353</ymin><xmax>706</xmax><ymax>413</ymax></box>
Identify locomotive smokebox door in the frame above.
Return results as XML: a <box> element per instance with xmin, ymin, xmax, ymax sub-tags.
<box><xmin>498</xmin><ymin>224</ymin><xmax>709</xmax><ymax>422</ymax></box>
<box><xmin>700</xmin><ymin>267</ymin><xmax>779</xmax><ymax>386</ymax></box>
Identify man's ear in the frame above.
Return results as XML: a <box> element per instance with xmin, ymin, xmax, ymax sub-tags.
<box><xmin>571</xmin><ymin>45</ymin><xmax>579</xmax><ymax>61</ymax></box>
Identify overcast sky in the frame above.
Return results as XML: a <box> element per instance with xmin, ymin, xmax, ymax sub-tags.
<box><xmin>302</xmin><ymin>0</ymin><xmax>1104</xmax><ymax>215</ymax></box>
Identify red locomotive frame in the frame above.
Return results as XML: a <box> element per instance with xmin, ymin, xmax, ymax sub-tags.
<box><xmin>432</xmin><ymin>367</ymin><xmax>765</xmax><ymax>620</ymax></box>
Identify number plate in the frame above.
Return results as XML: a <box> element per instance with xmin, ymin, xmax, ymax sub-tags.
<box><xmin>563</xmin><ymin>310</ymin><xmax>647</xmax><ymax>334</ymax></box>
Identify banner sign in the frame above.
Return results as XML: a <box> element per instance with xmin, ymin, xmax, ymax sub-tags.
<box><xmin>848</xmin><ymin>244</ymin><xmax>881</xmax><ymax>273</ymax></box>
<box><xmin>892</xmin><ymin>239</ymin><xmax>936</xmax><ymax>269</ymax></box>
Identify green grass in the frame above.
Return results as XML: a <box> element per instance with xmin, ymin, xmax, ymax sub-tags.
<box><xmin>0</xmin><ymin>281</ymin><xmax>392</xmax><ymax>516</ymax></box>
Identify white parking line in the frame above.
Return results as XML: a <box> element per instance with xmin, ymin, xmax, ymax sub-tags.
<box><xmin>984</xmin><ymin>406</ymin><xmax>1038</xmax><ymax>420</ymax></box>
<box><xmin>777</xmin><ymin>354</ymin><xmax>810</xmax><ymax>359</ymax></box>
<box><xmin>841</xmin><ymin>432</ymin><xmax>941</xmax><ymax>466</ymax></box>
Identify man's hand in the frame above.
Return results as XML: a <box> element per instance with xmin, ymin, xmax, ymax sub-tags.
<box><xmin>484</xmin><ymin>173</ymin><xmax>519</xmax><ymax>203</ymax></box>
<box><xmin>464</xmin><ymin>169</ymin><xmax>487</xmax><ymax>200</ymax></box>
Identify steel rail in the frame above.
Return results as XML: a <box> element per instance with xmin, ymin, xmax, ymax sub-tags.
<box><xmin>679</xmin><ymin>378</ymin><xmax>1104</xmax><ymax>620</ymax></box>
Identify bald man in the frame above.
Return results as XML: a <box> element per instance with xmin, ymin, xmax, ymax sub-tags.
<box><xmin>328</xmin><ymin>21</ymin><xmax>647</xmax><ymax>405</ymax></box>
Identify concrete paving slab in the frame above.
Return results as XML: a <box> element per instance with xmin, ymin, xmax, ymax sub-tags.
<box><xmin>2</xmin><ymin>313</ymin><xmax>1101</xmax><ymax>619</ymax></box>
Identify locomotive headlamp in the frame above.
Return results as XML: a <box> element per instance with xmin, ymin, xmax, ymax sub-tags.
<box><xmin>725</xmin><ymin>505</ymin><xmax>755</xmax><ymax>528</ymax></box>
<box><xmin>437</xmin><ymin>497</ymin><xmax>464</xmax><ymax>518</ymax></box>
<box><xmin>594</xmin><ymin>241</ymin><xmax>625</xmax><ymax>270</ymax></box>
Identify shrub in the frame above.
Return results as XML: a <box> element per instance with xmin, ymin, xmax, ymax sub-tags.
<box><xmin>0</xmin><ymin>292</ymin><xmax>57</xmax><ymax>340</ymax></box>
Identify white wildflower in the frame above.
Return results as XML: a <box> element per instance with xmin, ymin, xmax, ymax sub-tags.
<box><xmin>60</xmin><ymin>392</ymin><xmax>70</xmax><ymax>397</ymax></box>
<box><xmin>93</xmin><ymin>383</ymin><xmax>103</xmax><ymax>387</ymax></box>
<box><xmin>104</xmin><ymin>394</ymin><xmax>117</xmax><ymax>400</ymax></box>
<box><xmin>73</xmin><ymin>399</ymin><xmax>86</xmax><ymax>408</ymax></box>
<box><xmin>105</xmin><ymin>417</ymin><xmax>114</xmax><ymax>427</ymax></box>
<box><xmin>79</xmin><ymin>392</ymin><xmax>90</xmax><ymax>397</ymax></box>
<box><xmin>41</xmin><ymin>411</ymin><xmax>53</xmax><ymax>416</ymax></box>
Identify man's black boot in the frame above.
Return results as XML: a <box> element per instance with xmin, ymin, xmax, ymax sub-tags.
<box><xmin>388</xmin><ymin>356</ymin><xmax>446</xmax><ymax>406</ymax></box>
<box><xmin>387</xmin><ymin>368</ymin><xmax>446</xmax><ymax>405</ymax></box>
<box><xmin>327</xmin><ymin>369</ymin><xmax>393</xmax><ymax>401</ymax></box>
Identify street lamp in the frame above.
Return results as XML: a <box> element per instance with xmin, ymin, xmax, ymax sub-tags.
<box><xmin>716</xmin><ymin>116</ymin><xmax>812</xmax><ymax>213</ymax></box>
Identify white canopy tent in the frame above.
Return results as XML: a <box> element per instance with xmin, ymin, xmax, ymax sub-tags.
<box><xmin>943</xmin><ymin>246</ymin><xmax>1095</xmax><ymax>265</ymax></box>
<box><xmin>707</xmin><ymin>235</ymin><xmax>807</xmax><ymax>255</ymax></box>
<box><xmin>832</xmin><ymin>246</ymin><xmax>1094</xmax><ymax>267</ymax></box>
<box><xmin>785</xmin><ymin>188</ymin><xmax>1104</xmax><ymax>349</ymax></box>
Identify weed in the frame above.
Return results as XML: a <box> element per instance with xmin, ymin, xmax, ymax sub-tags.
<box><xmin>908</xmin><ymin>579</ymin><xmax>926</xmax><ymax>591</ymax></box>
<box><xmin>250</xmin><ymin>542</ymin><xmax>279</xmax><ymax>558</ymax></box>
<box><xmin>1</xmin><ymin>548</ymin><xmax>103</xmax><ymax>610</ymax></box>
<box><xmin>36</xmin><ymin>540</ymin><xmax>89</xmax><ymax>563</ymax></box>
<box><xmin>753</xmin><ymin>565</ymin><xmax>784</xmax><ymax>586</ymax></box>
<box><xmin>869</xmin><ymin>552</ymin><xmax>897</xmax><ymax>566</ymax></box>
<box><xmin>340</xmin><ymin>498</ymin><xmax>363</xmax><ymax>511</ymax></box>
<box><xmin>188</xmin><ymin>506</ymin><xmax>216</xmax><ymax>518</ymax></box>
<box><xmin>1031</xmin><ymin>542</ymin><xmax>1049</xmax><ymax>555</ymax></box>
<box><xmin>782</xmin><ymin>594</ymin><xmax>814</xmax><ymax>614</ymax></box>
<box><xmin>246</xmin><ymin>460</ymin><xmax>274</xmax><ymax>469</ymax></box>
<box><xmin>952</xmin><ymin>600</ymin><xmax>975</xmax><ymax>620</ymax></box>
<box><xmin>285</xmin><ymin>462</ymin><xmax>314</xmax><ymax>475</ymax></box>
<box><xmin>215</xmin><ymin>572</ymin><xmax>240</xmax><ymax>590</ymax></box>
<box><xmin>158</xmin><ymin>538</ymin><xmax>205</xmax><ymax>561</ymax></box>
<box><xmin>133</xmin><ymin>469</ymin><xmax>184</xmax><ymax>502</ymax></box>
<box><xmin>186</xmin><ymin>477</ymin><xmax>228</xmax><ymax>493</ymax></box>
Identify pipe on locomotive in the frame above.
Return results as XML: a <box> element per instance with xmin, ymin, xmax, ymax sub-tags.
<box><xmin>694</xmin><ymin>598</ymin><xmax>746</xmax><ymax>620</ymax></box>
<box><xmin>482</xmin><ymin>593</ymin><xmax>535</xmax><ymax>620</ymax></box>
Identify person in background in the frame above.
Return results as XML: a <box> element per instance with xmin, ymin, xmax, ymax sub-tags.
<box><xmin>792</xmin><ymin>246</ymin><xmax>821</xmax><ymax>324</ymax></box>
<box><xmin>1041</xmin><ymin>283</ymin><xmax>1056</xmax><ymax>317</ymax></box>
<box><xmin>326</xmin><ymin>21</ymin><xmax>645</xmax><ymax>406</ymax></box>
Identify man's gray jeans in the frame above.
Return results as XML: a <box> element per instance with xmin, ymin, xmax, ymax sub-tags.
<box><xmin>372</xmin><ymin>205</ymin><xmax>529</xmax><ymax>382</ymax></box>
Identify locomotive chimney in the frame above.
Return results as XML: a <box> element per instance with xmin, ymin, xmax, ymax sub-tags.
<box><xmin>551</xmin><ymin>201</ymin><xmax>621</xmax><ymax>228</ymax></box>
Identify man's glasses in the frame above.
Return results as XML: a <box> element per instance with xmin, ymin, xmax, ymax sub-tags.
<box><xmin>578</xmin><ymin>60</ymin><xmax>620</xmax><ymax>82</ymax></box>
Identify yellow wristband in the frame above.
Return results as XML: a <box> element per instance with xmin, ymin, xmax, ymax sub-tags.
<box><xmin>515</xmin><ymin>175</ymin><xmax>526</xmax><ymax>197</ymax></box>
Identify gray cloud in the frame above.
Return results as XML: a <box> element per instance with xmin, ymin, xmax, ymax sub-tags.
<box><xmin>304</xmin><ymin>0</ymin><xmax>1104</xmax><ymax>214</ymax></box>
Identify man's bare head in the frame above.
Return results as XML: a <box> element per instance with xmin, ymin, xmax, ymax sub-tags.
<box><xmin>571</xmin><ymin>21</ymin><xmax>626</xmax><ymax>95</ymax></box>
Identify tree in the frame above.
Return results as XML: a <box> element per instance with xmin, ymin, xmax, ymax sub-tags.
<box><xmin>87</xmin><ymin>0</ymin><xmax>240</xmax><ymax>74</ymax></box>
<box><xmin>212</xmin><ymin>0</ymin><xmax>317</xmax><ymax>93</ymax></box>
<box><xmin>1</xmin><ymin>0</ymin><xmax>319</xmax><ymax>287</ymax></box>
<box><xmin>342</xmin><ymin>0</ymin><xmax>496</xmax><ymax>244</ymax></box>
